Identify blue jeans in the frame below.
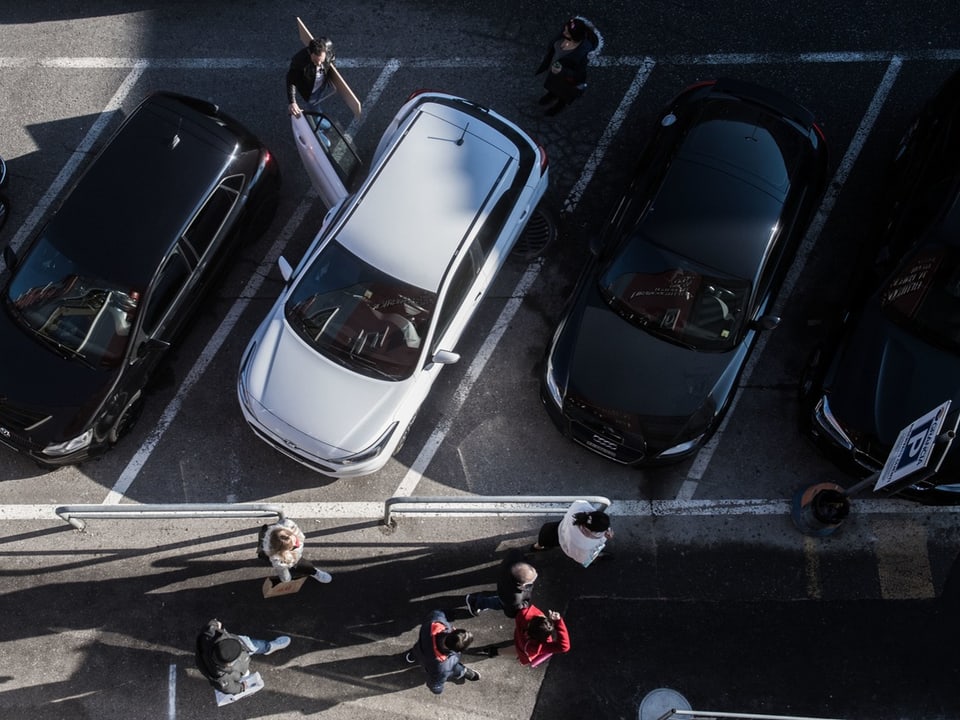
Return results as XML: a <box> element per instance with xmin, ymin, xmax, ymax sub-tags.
<box><xmin>468</xmin><ymin>591</ymin><xmax>503</xmax><ymax>612</ymax></box>
<box><xmin>237</xmin><ymin>635</ymin><xmax>270</xmax><ymax>655</ymax></box>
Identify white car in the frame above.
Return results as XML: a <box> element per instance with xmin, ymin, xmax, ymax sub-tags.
<box><xmin>237</xmin><ymin>92</ymin><xmax>549</xmax><ymax>476</ymax></box>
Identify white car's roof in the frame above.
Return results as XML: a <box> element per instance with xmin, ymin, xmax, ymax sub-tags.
<box><xmin>336</xmin><ymin>104</ymin><xmax>518</xmax><ymax>291</ymax></box>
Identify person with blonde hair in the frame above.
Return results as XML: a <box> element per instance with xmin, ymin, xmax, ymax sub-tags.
<box><xmin>258</xmin><ymin>518</ymin><xmax>332</xmax><ymax>584</ymax></box>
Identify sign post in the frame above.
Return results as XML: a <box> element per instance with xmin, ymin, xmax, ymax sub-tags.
<box><xmin>792</xmin><ymin>401</ymin><xmax>957</xmax><ymax>536</ymax></box>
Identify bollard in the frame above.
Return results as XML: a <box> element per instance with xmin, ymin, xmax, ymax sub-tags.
<box><xmin>791</xmin><ymin>482</ymin><xmax>850</xmax><ymax>537</ymax></box>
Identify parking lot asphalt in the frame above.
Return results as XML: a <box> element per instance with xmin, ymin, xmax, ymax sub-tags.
<box><xmin>4</xmin><ymin>4</ymin><xmax>960</xmax><ymax>719</ymax></box>
<box><xmin>2</xmin><ymin>506</ymin><xmax>959</xmax><ymax>720</ymax></box>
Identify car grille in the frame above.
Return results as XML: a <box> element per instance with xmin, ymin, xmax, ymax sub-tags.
<box><xmin>563</xmin><ymin>395</ymin><xmax>646</xmax><ymax>464</ymax></box>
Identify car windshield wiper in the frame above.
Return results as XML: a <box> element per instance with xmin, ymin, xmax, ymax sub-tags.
<box><xmin>5</xmin><ymin>297</ymin><xmax>96</xmax><ymax>368</ymax></box>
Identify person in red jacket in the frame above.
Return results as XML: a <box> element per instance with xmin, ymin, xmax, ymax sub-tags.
<box><xmin>514</xmin><ymin>605</ymin><xmax>571</xmax><ymax>667</ymax></box>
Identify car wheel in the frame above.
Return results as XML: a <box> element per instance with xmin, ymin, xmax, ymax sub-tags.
<box><xmin>107</xmin><ymin>391</ymin><xmax>144</xmax><ymax>445</ymax></box>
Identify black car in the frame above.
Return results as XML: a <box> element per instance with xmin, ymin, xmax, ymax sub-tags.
<box><xmin>0</xmin><ymin>92</ymin><xmax>280</xmax><ymax>466</ymax></box>
<box><xmin>541</xmin><ymin>78</ymin><xmax>829</xmax><ymax>465</ymax></box>
<box><xmin>800</xmin><ymin>69</ymin><xmax>960</xmax><ymax>504</ymax></box>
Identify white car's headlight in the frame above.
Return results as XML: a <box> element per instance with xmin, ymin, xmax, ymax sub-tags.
<box><xmin>43</xmin><ymin>429</ymin><xmax>94</xmax><ymax>457</ymax></box>
<box><xmin>337</xmin><ymin>422</ymin><xmax>399</xmax><ymax>466</ymax></box>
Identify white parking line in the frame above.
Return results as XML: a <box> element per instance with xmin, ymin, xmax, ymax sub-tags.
<box><xmin>681</xmin><ymin>56</ymin><xmax>904</xmax><ymax>495</ymax></box>
<box><xmin>392</xmin><ymin>59</ymin><xmax>656</xmax><ymax>499</ymax></box>
<box><xmin>0</xmin><ymin>50</ymin><xmax>947</xmax><ymax>508</ymax></box>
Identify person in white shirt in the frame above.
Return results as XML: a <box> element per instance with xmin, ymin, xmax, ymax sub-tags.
<box><xmin>530</xmin><ymin>500</ymin><xmax>613</xmax><ymax>566</ymax></box>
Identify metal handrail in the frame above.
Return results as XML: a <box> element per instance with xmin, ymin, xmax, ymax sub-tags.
<box><xmin>55</xmin><ymin>503</ymin><xmax>285</xmax><ymax>531</ymax></box>
<box><xmin>382</xmin><ymin>495</ymin><xmax>611</xmax><ymax>526</ymax></box>
<box><xmin>663</xmin><ymin>711</ymin><xmax>844</xmax><ymax>720</ymax></box>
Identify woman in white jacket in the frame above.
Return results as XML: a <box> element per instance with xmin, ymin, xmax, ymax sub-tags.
<box><xmin>531</xmin><ymin>500</ymin><xmax>613</xmax><ymax>566</ymax></box>
<box><xmin>258</xmin><ymin>518</ymin><xmax>332</xmax><ymax>584</ymax></box>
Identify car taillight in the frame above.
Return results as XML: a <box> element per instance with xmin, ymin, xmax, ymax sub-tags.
<box><xmin>537</xmin><ymin>144</ymin><xmax>549</xmax><ymax>174</ymax></box>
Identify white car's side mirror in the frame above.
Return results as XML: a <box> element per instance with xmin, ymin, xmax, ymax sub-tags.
<box><xmin>431</xmin><ymin>350</ymin><xmax>460</xmax><ymax>366</ymax></box>
<box><xmin>278</xmin><ymin>256</ymin><xmax>293</xmax><ymax>282</ymax></box>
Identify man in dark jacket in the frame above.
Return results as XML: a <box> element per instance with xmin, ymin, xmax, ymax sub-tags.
<box><xmin>286</xmin><ymin>37</ymin><xmax>334</xmax><ymax>118</ymax></box>
<box><xmin>405</xmin><ymin>610</ymin><xmax>480</xmax><ymax>694</ymax></box>
<box><xmin>465</xmin><ymin>548</ymin><xmax>537</xmax><ymax>617</ymax></box>
<box><xmin>195</xmin><ymin>619</ymin><xmax>291</xmax><ymax>695</ymax></box>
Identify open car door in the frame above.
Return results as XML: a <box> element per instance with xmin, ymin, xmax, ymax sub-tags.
<box><xmin>291</xmin><ymin>111</ymin><xmax>362</xmax><ymax>209</ymax></box>
<box><xmin>296</xmin><ymin>17</ymin><xmax>361</xmax><ymax>118</ymax></box>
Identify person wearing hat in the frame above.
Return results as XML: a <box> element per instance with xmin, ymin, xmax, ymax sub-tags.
<box><xmin>534</xmin><ymin>16</ymin><xmax>596</xmax><ymax>116</ymax></box>
<box><xmin>530</xmin><ymin>500</ymin><xmax>614</xmax><ymax>566</ymax></box>
<box><xmin>195</xmin><ymin>619</ymin><xmax>291</xmax><ymax>695</ymax></box>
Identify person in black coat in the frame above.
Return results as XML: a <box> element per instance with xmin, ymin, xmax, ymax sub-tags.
<box><xmin>535</xmin><ymin>17</ymin><xmax>595</xmax><ymax>116</ymax></box>
<box><xmin>464</xmin><ymin>548</ymin><xmax>538</xmax><ymax>618</ymax></box>
<box><xmin>404</xmin><ymin>610</ymin><xmax>480</xmax><ymax>694</ymax></box>
<box><xmin>286</xmin><ymin>37</ymin><xmax>335</xmax><ymax>118</ymax></box>
<box><xmin>195</xmin><ymin>619</ymin><xmax>290</xmax><ymax>695</ymax></box>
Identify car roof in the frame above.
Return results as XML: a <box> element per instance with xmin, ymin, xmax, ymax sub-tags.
<box><xmin>42</xmin><ymin>93</ymin><xmax>243</xmax><ymax>287</ymax></box>
<box><xmin>335</xmin><ymin>103</ymin><xmax>518</xmax><ymax>291</ymax></box>
<box><xmin>644</xmin><ymin>94</ymin><xmax>814</xmax><ymax>279</ymax></box>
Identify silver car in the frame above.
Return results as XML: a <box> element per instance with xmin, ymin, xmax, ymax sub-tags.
<box><xmin>237</xmin><ymin>91</ymin><xmax>549</xmax><ymax>477</ymax></box>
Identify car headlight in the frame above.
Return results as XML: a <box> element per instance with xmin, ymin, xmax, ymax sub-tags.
<box><xmin>658</xmin><ymin>435</ymin><xmax>705</xmax><ymax>458</ymax></box>
<box><xmin>43</xmin><ymin>429</ymin><xmax>94</xmax><ymax>457</ymax></box>
<box><xmin>337</xmin><ymin>422</ymin><xmax>399</xmax><ymax>466</ymax></box>
<box><xmin>812</xmin><ymin>396</ymin><xmax>855</xmax><ymax>451</ymax></box>
<box><xmin>543</xmin><ymin>351</ymin><xmax>564</xmax><ymax>408</ymax></box>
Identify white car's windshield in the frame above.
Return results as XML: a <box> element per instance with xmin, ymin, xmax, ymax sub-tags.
<box><xmin>285</xmin><ymin>240</ymin><xmax>436</xmax><ymax>380</ymax></box>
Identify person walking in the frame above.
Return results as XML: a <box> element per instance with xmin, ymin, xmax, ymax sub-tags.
<box><xmin>465</xmin><ymin>548</ymin><xmax>537</xmax><ymax>618</ymax></box>
<box><xmin>405</xmin><ymin>609</ymin><xmax>481</xmax><ymax>694</ymax></box>
<box><xmin>531</xmin><ymin>500</ymin><xmax>614</xmax><ymax>566</ymax></box>
<box><xmin>195</xmin><ymin>619</ymin><xmax>291</xmax><ymax>696</ymax></box>
<box><xmin>258</xmin><ymin>518</ymin><xmax>332</xmax><ymax>584</ymax></box>
<box><xmin>534</xmin><ymin>16</ymin><xmax>596</xmax><ymax>116</ymax></box>
<box><xmin>514</xmin><ymin>606</ymin><xmax>571</xmax><ymax>666</ymax></box>
<box><xmin>286</xmin><ymin>36</ymin><xmax>335</xmax><ymax>118</ymax></box>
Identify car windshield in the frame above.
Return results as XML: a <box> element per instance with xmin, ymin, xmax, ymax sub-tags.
<box><xmin>284</xmin><ymin>240</ymin><xmax>437</xmax><ymax>381</ymax></box>
<box><xmin>5</xmin><ymin>236</ymin><xmax>140</xmax><ymax>368</ymax></box>
<box><xmin>598</xmin><ymin>237</ymin><xmax>750</xmax><ymax>351</ymax></box>
<box><xmin>880</xmin><ymin>244</ymin><xmax>960</xmax><ymax>353</ymax></box>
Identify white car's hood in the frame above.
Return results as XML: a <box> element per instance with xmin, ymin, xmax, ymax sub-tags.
<box><xmin>244</xmin><ymin>315</ymin><xmax>410</xmax><ymax>454</ymax></box>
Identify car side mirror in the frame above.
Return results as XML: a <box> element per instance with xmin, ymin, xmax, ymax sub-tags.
<box><xmin>137</xmin><ymin>336</ymin><xmax>170</xmax><ymax>359</ymax></box>
<box><xmin>755</xmin><ymin>315</ymin><xmax>781</xmax><ymax>331</ymax></box>
<box><xmin>2</xmin><ymin>243</ymin><xmax>16</xmax><ymax>271</ymax></box>
<box><xmin>430</xmin><ymin>350</ymin><xmax>460</xmax><ymax>367</ymax></box>
<box><xmin>278</xmin><ymin>256</ymin><xmax>293</xmax><ymax>282</ymax></box>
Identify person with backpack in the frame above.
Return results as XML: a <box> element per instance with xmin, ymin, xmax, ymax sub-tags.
<box><xmin>195</xmin><ymin>619</ymin><xmax>291</xmax><ymax>696</ymax></box>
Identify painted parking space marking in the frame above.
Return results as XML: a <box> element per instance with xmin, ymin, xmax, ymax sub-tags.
<box><xmin>1</xmin><ymin>50</ymin><xmax>956</xmax><ymax>509</ymax></box>
<box><xmin>682</xmin><ymin>56</ymin><xmax>904</xmax><ymax>494</ymax></box>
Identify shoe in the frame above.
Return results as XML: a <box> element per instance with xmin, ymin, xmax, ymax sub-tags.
<box><xmin>313</xmin><ymin>570</ymin><xmax>333</xmax><ymax>583</ymax></box>
<box><xmin>404</xmin><ymin>651</ymin><xmax>416</xmax><ymax>664</ymax></box>
<box><xmin>465</xmin><ymin>593</ymin><xmax>478</xmax><ymax>617</ymax></box>
<box><xmin>529</xmin><ymin>543</ymin><xmax>545</xmax><ymax>552</ymax></box>
<box><xmin>544</xmin><ymin>103</ymin><xmax>565</xmax><ymax>117</ymax></box>
<box><xmin>461</xmin><ymin>667</ymin><xmax>481</xmax><ymax>681</ymax></box>
<box><xmin>264</xmin><ymin>636</ymin><xmax>291</xmax><ymax>655</ymax></box>
<box><xmin>537</xmin><ymin>93</ymin><xmax>554</xmax><ymax>106</ymax></box>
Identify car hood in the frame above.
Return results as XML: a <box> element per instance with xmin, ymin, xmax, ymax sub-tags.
<box><xmin>827</xmin><ymin>300</ymin><xmax>960</xmax><ymax>446</ymax></box>
<box><xmin>243</xmin><ymin>315</ymin><xmax>411</xmax><ymax>454</ymax></box>
<box><xmin>0</xmin><ymin>304</ymin><xmax>115</xmax><ymax>441</ymax></box>
<box><xmin>554</xmin><ymin>281</ymin><xmax>747</xmax><ymax>438</ymax></box>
